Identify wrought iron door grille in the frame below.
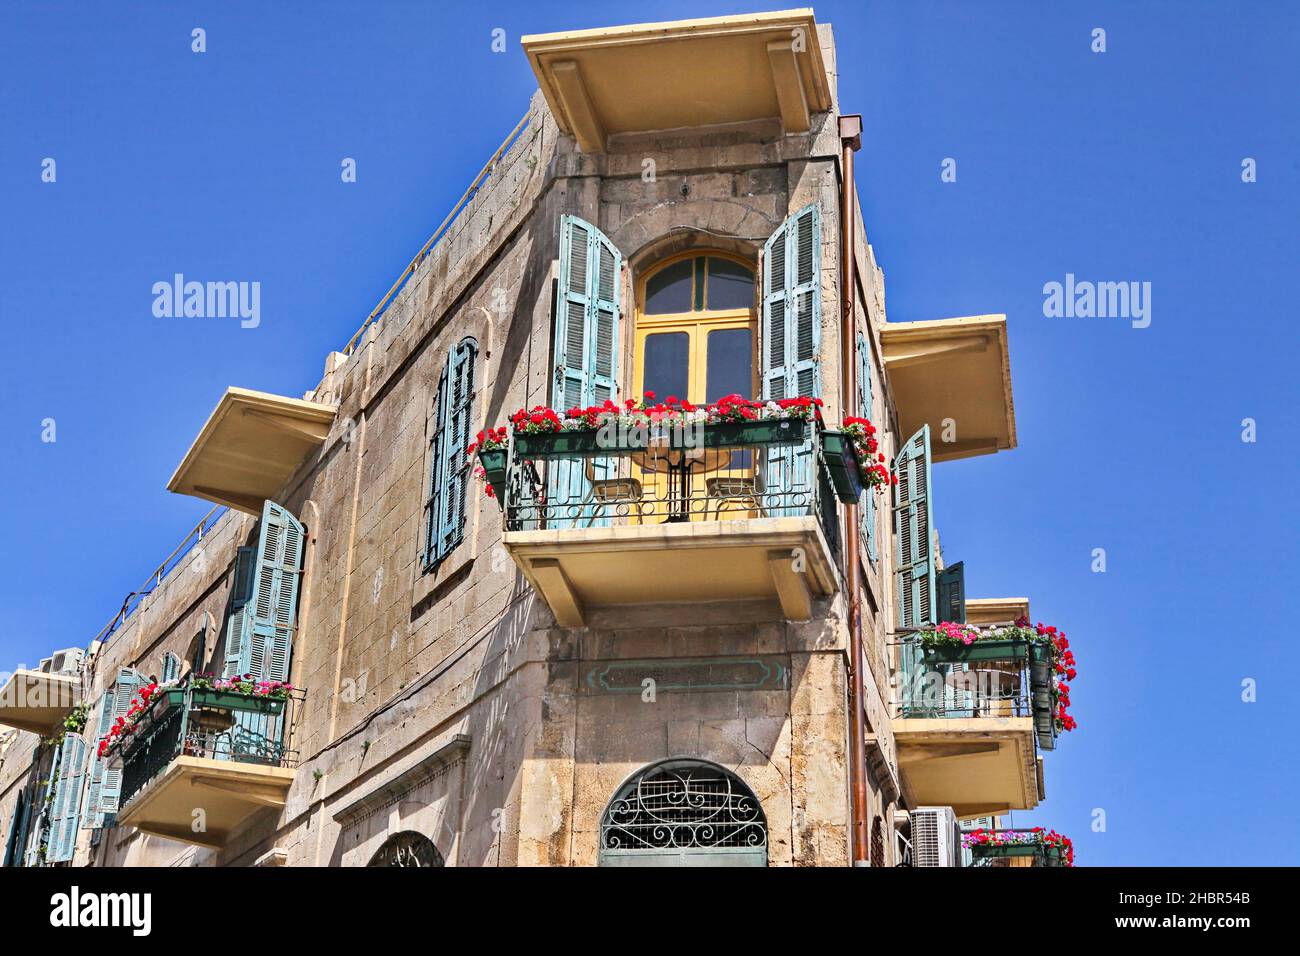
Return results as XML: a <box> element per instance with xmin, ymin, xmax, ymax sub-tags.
<box><xmin>601</xmin><ymin>765</ymin><xmax>767</xmax><ymax>851</ymax></box>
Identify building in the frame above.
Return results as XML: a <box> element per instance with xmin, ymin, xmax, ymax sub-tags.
<box><xmin>0</xmin><ymin>8</ymin><xmax>1068</xmax><ymax>868</ymax></box>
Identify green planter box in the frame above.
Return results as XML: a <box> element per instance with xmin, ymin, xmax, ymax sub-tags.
<box><xmin>972</xmin><ymin>843</ymin><xmax>1041</xmax><ymax>859</ymax></box>
<box><xmin>513</xmin><ymin>418</ymin><xmax>810</xmax><ymax>459</ymax></box>
<box><xmin>921</xmin><ymin>638</ymin><xmax>1029</xmax><ymax>664</ymax></box>
<box><xmin>477</xmin><ymin>448</ymin><xmax>509</xmax><ymax>500</ymax></box>
<box><xmin>186</xmin><ymin>689</ymin><xmax>287</xmax><ymax>715</ymax></box>
<box><xmin>821</xmin><ymin>432</ymin><xmax>864</xmax><ymax>503</ymax></box>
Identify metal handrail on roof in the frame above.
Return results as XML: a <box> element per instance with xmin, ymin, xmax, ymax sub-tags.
<box><xmin>340</xmin><ymin>110</ymin><xmax>532</xmax><ymax>356</ymax></box>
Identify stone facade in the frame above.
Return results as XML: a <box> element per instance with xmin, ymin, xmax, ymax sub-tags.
<box><xmin>0</xmin><ymin>20</ymin><xmax>913</xmax><ymax>868</ymax></box>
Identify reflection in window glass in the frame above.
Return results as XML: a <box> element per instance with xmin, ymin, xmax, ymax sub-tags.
<box><xmin>644</xmin><ymin>260</ymin><xmax>694</xmax><ymax>315</ymax></box>
<box><xmin>707</xmin><ymin>258</ymin><xmax>755</xmax><ymax>311</ymax></box>
<box><xmin>706</xmin><ymin>328</ymin><xmax>753</xmax><ymax>402</ymax></box>
<box><xmin>643</xmin><ymin>332</ymin><xmax>690</xmax><ymax>400</ymax></box>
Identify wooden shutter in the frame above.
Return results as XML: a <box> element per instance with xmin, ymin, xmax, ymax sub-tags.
<box><xmin>2</xmin><ymin>789</ymin><xmax>28</xmax><ymax>867</ymax></box>
<box><xmin>936</xmin><ymin>561</ymin><xmax>966</xmax><ymax>624</ymax></box>
<box><xmin>762</xmin><ymin>204</ymin><xmax>821</xmax><ymax>401</ymax></box>
<box><xmin>554</xmin><ymin>215</ymin><xmax>621</xmax><ymax>410</ymax></box>
<box><xmin>231</xmin><ymin>546</ymin><xmax>256</xmax><ymax>609</ymax></box>
<box><xmin>85</xmin><ymin>668</ymin><xmax>142</xmax><ymax>821</ymax></box>
<box><xmin>857</xmin><ymin>333</ymin><xmax>878</xmax><ymax>563</ymax></box>
<box><xmin>161</xmin><ymin>652</ymin><xmax>181</xmax><ymax>683</ymax></box>
<box><xmin>244</xmin><ymin>500</ymin><xmax>305</xmax><ymax>683</ymax></box>
<box><xmin>552</xmin><ymin>215</ymin><xmax>622</xmax><ymax>526</ymax></box>
<box><xmin>436</xmin><ymin>340</ymin><xmax>477</xmax><ymax>561</ymax></box>
<box><xmin>424</xmin><ymin>359</ymin><xmax>451</xmax><ymax>568</ymax></box>
<box><xmin>46</xmin><ymin>734</ymin><xmax>88</xmax><ymax>862</ymax></box>
<box><xmin>893</xmin><ymin>425</ymin><xmax>936</xmax><ymax>629</ymax></box>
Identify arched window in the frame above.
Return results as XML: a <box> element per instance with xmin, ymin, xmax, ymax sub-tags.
<box><xmin>599</xmin><ymin>758</ymin><xmax>767</xmax><ymax>867</ymax></box>
<box><xmin>636</xmin><ymin>254</ymin><xmax>756</xmax><ymax>404</ymax></box>
<box><xmin>367</xmin><ymin>830</ymin><xmax>445</xmax><ymax>867</ymax></box>
<box><xmin>424</xmin><ymin>337</ymin><xmax>478</xmax><ymax>570</ymax></box>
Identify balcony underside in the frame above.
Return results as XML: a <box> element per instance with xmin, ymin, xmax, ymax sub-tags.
<box><xmin>892</xmin><ymin>717</ymin><xmax>1039</xmax><ymax>818</ymax></box>
<box><xmin>523</xmin><ymin>10</ymin><xmax>832</xmax><ymax>152</ymax></box>
<box><xmin>881</xmin><ymin>315</ymin><xmax>1016</xmax><ymax>462</ymax></box>
<box><xmin>0</xmin><ymin>670</ymin><xmax>78</xmax><ymax>735</ymax></box>
<box><xmin>503</xmin><ymin>515</ymin><xmax>838</xmax><ymax>626</ymax></box>
<box><xmin>167</xmin><ymin>386</ymin><xmax>337</xmax><ymax>515</ymax></box>
<box><xmin>116</xmin><ymin>755</ymin><xmax>295</xmax><ymax>849</ymax></box>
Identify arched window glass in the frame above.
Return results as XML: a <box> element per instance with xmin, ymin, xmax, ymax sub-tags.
<box><xmin>643</xmin><ymin>256</ymin><xmax>754</xmax><ymax>316</ymax></box>
<box><xmin>599</xmin><ymin>759</ymin><xmax>767</xmax><ymax>866</ymax></box>
<box><xmin>367</xmin><ymin>830</ymin><xmax>445</xmax><ymax>867</ymax></box>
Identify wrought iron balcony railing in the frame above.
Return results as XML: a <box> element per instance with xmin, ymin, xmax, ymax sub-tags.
<box><xmin>498</xmin><ymin>418</ymin><xmax>840</xmax><ymax>548</ymax></box>
<box><xmin>892</xmin><ymin>627</ymin><xmax>1057</xmax><ymax>748</ymax></box>
<box><xmin>965</xmin><ymin>828</ymin><xmax>1073</xmax><ymax>867</ymax></box>
<box><xmin>115</xmin><ymin>684</ymin><xmax>304</xmax><ymax>812</ymax></box>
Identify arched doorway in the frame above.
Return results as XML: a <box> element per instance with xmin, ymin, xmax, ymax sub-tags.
<box><xmin>598</xmin><ymin>758</ymin><xmax>768</xmax><ymax>867</ymax></box>
<box><xmin>367</xmin><ymin>830</ymin><xmax>445</xmax><ymax>867</ymax></box>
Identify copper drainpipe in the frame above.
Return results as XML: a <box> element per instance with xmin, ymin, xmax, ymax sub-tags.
<box><xmin>838</xmin><ymin>113</ymin><xmax>869</xmax><ymax>866</ymax></box>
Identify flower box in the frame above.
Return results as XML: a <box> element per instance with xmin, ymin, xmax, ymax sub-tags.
<box><xmin>821</xmin><ymin>431</ymin><xmax>864</xmax><ymax>503</ymax></box>
<box><xmin>476</xmin><ymin>448</ymin><xmax>510</xmax><ymax>499</ymax></box>
<box><xmin>513</xmin><ymin>419</ymin><xmax>809</xmax><ymax>460</ymax></box>
<box><xmin>188</xmin><ymin>689</ymin><xmax>287</xmax><ymax>714</ymax></box>
<box><xmin>921</xmin><ymin>637</ymin><xmax>1029</xmax><ymax>664</ymax></box>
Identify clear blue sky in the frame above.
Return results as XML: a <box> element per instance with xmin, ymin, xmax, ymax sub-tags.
<box><xmin>1</xmin><ymin>1</ymin><xmax>1296</xmax><ymax>865</ymax></box>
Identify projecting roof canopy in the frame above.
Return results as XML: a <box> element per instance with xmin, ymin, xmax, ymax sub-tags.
<box><xmin>167</xmin><ymin>387</ymin><xmax>337</xmax><ymax>515</ymax></box>
<box><xmin>881</xmin><ymin>315</ymin><xmax>1017</xmax><ymax>463</ymax></box>
<box><xmin>522</xmin><ymin>9</ymin><xmax>833</xmax><ymax>152</ymax></box>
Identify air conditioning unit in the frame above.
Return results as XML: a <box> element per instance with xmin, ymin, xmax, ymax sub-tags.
<box><xmin>911</xmin><ymin>806</ymin><xmax>960</xmax><ymax>867</ymax></box>
<box><xmin>40</xmin><ymin>647</ymin><xmax>84</xmax><ymax>676</ymax></box>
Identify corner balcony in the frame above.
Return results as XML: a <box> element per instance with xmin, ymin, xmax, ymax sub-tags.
<box><xmin>111</xmin><ymin>684</ymin><xmax>303</xmax><ymax>848</ymax></box>
<box><xmin>0</xmin><ymin>669</ymin><xmax>79</xmax><ymax>735</ymax></box>
<box><xmin>891</xmin><ymin>628</ymin><xmax>1054</xmax><ymax>817</ymax></box>
<box><xmin>881</xmin><ymin>315</ymin><xmax>1016</xmax><ymax>462</ymax></box>
<box><xmin>496</xmin><ymin>419</ymin><xmax>842</xmax><ymax>625</ymax></box>
<box><xmin>966</xmin><ymin>828</ymin><xmax>1074</xmax><ymax>867</ymax></box>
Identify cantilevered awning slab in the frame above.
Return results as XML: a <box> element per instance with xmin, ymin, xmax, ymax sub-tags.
<box><xmin>522</xmin><ymin>9</ymin><xmax>832</xmax><ymax>152</ymax></box>
<box><xmin>881</xmin><ymin>315</ymin><xmax>1017</xmax><ymax>463</ymax></box>
<box><xmin>167</xmin><ymin>387</ymin><xmax>337</xmax><ymax>515</ymax></box>
<box><xmin>0</xmin><ymin>670</ymin><xmax>78</xmax><ymax>735</ymax></box>
<box><xmin>965</xmin><ymin>597</ymin><xmax>1030</xmax><ymax>627</ymax></box>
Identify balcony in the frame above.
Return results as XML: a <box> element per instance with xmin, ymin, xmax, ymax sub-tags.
<box><xmin>881</xmin><ymin>315</ymin><xmax>1016</xmax><ymax>462</ymax></box>
<box><xmin>111</xmin><ymin>684</ymin><xmax>303</xmax><ymax>848</ymax></box>
<box><xmin>0</xmin><ymin>669</ymin><xmax>78</xmax><ymax>735</ymax></box>
<box><xmin>498</xmin><ymin>419</ymin><xmax>842</xmax><ymax>625</ymax></box>
<box><xmin>523</xmin><ymin>10</ymin><xmax>832</xmax><ymax>153</ymax></box>
<box><xmin>167</xmin><ymin>387</ymin><xmax>337</xmax><ymax>515</ymax></box>
<box><xmin>891</xmin><ymin>627</ymin><xmax>1050</xmax><ymax>817</ymax></box>
<box><xmin>965</xmin><ymin>828</ymin><xmax>1073</xmax><ymax>867</ymax></box>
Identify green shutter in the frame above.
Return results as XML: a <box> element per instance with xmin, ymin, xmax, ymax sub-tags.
<box><xmin>552</xmin><ymin>215</ymin><xmax>622</xmax><ymax>527</ymax></box>
<box><xmin>762</xmin><ymin>204</ymin><xmax>821</xmax><ymax>401</ymax></box>
<box><xmin>244</xmin><ymin>500</ymin><xmax>305</xmax><ymax>683</ymax></box>
<box><xmin>857</xmin><ymin>333</ymin><xmax>878</xmax><ymax>564</ymax></box>
<box><xmin>46</xmin><ymin>734</ymin><xmax>88</xmax><ymax>863</ymax></box>
<box><xmin>3</xmin><ymin>789</ymin><xmax>29</xmax><ymax>867</ymax></box>
<box><xmin>424</xmin><ymin>341</ymin><xmax>477</xmax><ymax>568</ymax></box>
<box><xmin>161</xmin><ymin>652</ymin><xmax>181</xmax><ymax>683</ymax></box>
<box><xmin>936</xmin><ymin>561</ymin><xmax>966</xmax><ymax>624</ymax></box>
<box><xmin>894</xmin><ymin>425</ymin><xmax>936</xmax><ymax>629</ymax></box>
<box><xmin>554</xmin><ymin>215</ymin><xmax>621</xmax><ymax>410</ymax></box>
<box><xmin>231</xmin><ymin>546</ymin><xmax>256</xmax><ymax>609</ymax></box>
<box><xmin>85</xmin><ymin>669</ymin><xmax>142</xmax><ymax>822</ymax></box>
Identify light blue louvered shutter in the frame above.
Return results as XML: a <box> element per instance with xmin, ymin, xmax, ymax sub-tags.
<box><xmin>46</xmin><ymin>733</ymin><xmax>88</xmax><ymax>862</ymax></box>
<box><xmin>762</xmin><ymin>204</ymin><xmax>821</xmax><ymax>401</ymax></box>
<box><xmin>86</xmin><ymin>669</ymin><xmax>142</xmax><ymax>821</ymax></box>
<box><xmin>3</xmin><ymin>788</ymin><xmax>29</xmax><ymax>867</ymax></box>
<box><xmin>222</xmin><ymin>546</ymin><xmax>257</xmax><ymax>677</ymax></box>
<box><xmin>161</xmin><ymin>652</ymin><xmax>181</xmax><ymax>683</ymax></box>
<box><xmin>857</xmin><ymin>333</ymin><xmax>878</xmax><ymax>563</ymax></box>
<box><xmin>554</xmin><ymin>216</ymin><xmax>621</xmax><ymax>409</ymax></box>
<box><xmin>762</xmin><ymin>205</ymin><xmax>821</xmax><ymax>515</ymax></box>
<box><xmin>434</xmin><ymin>340</ymin><xmax>477</xmax><ymax>561</ymax></box>
<box><xmin>244</xmin><ymin>499</ymin><xmax>305</xmax><ymax>683</ymax></box>
<box><xmin>423</xmin><ymin>359</ymin><xmax>451</xmax><ymax>569</ymax></box>
<box><xmin>552</xmin><ymin>215</ymin><xmax>622</xmax><ymax>527</ymax></box>
<box><xmin>894</xmin><ymin>425</ymin><xmax>936</xmax><ymax>629</ymax></box>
